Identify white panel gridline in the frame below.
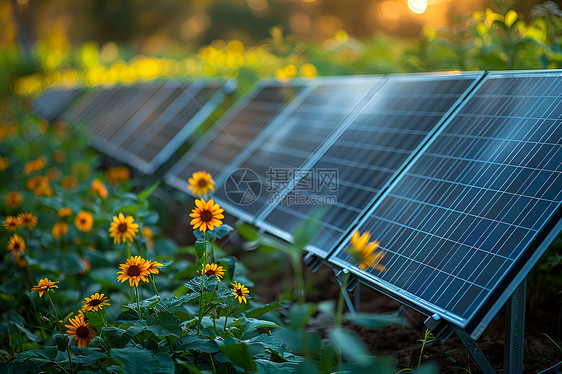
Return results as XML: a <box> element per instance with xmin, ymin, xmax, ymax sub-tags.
<box><xmin>330</xmin><ymin>71</ymin><xmax>562</xmax><ymax>336</ymax></box>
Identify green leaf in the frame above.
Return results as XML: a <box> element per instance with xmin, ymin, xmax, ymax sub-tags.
<box><xmin>85</xmin><ymin>310</ymin><xmax>106</xmax><ymax>331</ymax></box>
<box><xmin>217</xmin><ymin>338</ymin><xmax>257</xmax><ymax>372</ymax></box>
<box><xmin>68</xmin><ymin>347</ymin><xmax>107</xmax><ymax>367</ymax></box>
<box><xmin>195</xmin><ymin>240</ymin><xmax>206</xmax><ymax>260</ymax></box>
<box><xmin>219</xmin><ymin>256</ymin><xmax>236</xmax><ymax>280</ymax></box>
<box><xmin>56</xmin><ymin>334</ymin><xmax>68</xmax><ymax>352</ymax></box>
<box><xmin>138</xmin><ymin>181</ymin><xmax>160</xmax><ymax>202</ymax></box>
<box><xmin>329</xmin><ymin>328</ymin><xmax>372</xmax><ymax>366</ymax></box>
<box><xmin>235</xmin><ymin>222</ymin><xmax>259</xmax><ymax>241</ymax></box>
<box><xmin>245</xmin><ymin>301</ymin><xmax>283</xmax><ymax>319</ymax></box>
<box><xmin>155</xmin><ymin>293</ymin><xmax>198</xmax><ymax>312</ymax></box>
<box><xmin>116</xmin><ymin>309</ymin><xmax>139</xmax><ymax>324</ymax></box>
<box><xmin>172</xmin><ymin>335</ymin><xmax>220</xmax><ymax>354</ymax></box>
<box><xmin>344</xmin><ymin>313</ymin><xmax>407</xmax><ymax>329</ymax></box>
<box><xmin>293</xmin><ymin>207</ymin><xmax>327</xmax><ymax>249</ymax></box>
<box><xmin>146</xmin><ymin>312</ymin><xmax>182</xmax><ymax>338</ymax></box>
<box><xmin>194</xmin><ymin>224</ymin><xmax>234</xmax><ymax>241</ymax></box>
<box><xmin>289</xmin><ymin>303</ymin><xmax>315</xmax><ymax>329</ymax></box>
<box><xmin>110</xmin><ymin>348</ymin><xmax>174</xmax><ymax>374</ymax></box>
<box><xmin>102</xmin><ymin>326</ymin><xmax>146</xmax><ymax>348</ymax></box>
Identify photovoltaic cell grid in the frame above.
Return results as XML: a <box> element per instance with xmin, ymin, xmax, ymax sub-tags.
<box><xmin>92</xmin><ymin>81</ymin><xmax>224</xmax><ymax>174</ymax></box>
<box><xmin>258</xmin><ymin>74</ymin><xmax>481</xmax><ymax>257</ymax></box>
<box><xmin>330</xmin><ymin>72</ymin><xmax>562</xmax><ymax>337</ymax></box>
<box><xmin>164</xmin><ymin>82</ymin><xmax>305</xmax><ymax>192</ymax></box>
<box><xmin>33</xmin><ymin>88</ymin><xmax>82</xmax><ymax>122</ymax></box>
<box><xmin>213</xmin><ymin>78</ymin><xmax>380</xmax><ymax>219</ymax></box>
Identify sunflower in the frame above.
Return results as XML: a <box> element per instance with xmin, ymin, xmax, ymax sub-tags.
<box><xmin>189</xmin><ymin>199</ymin><xmax>224</xmax><ymax>232</ymax></box>
<box><xmin>5</xmin><ymin>191</ymin><xmax>22</xmax><ymax>209</ymax></box>
<box><xmin>52</xmin><ymin>222</ymin><xmax>69</xmax><ymax>238</ymax></box>
<box><xmin>106</xmin><ymin>166</ymin><xmax>130</xmax><ymax>184</ymax></box>
<box><xmin>61</xmin><ymin>175</ymin><xmax>78</xmax><ymax>189</ymax></box>
<box><xmin>91</xmin><ymin>179</ymin><xmax>108</xmax><ymax>199</ymax></box>
<box><xmin>82</xmin><ymin>293</ymin><xmax>110</xmax><ymax>312</ymax></box>
<box><xmin>74</xmin><ymin>211</ymin><xmax>94</xmax><ymax>232</ymax></box>
<box><xmin>348</xmin><ymin>231</ymin><xmax>386</xmax><ymax>271</ymax></box>
<box><xmin>200</xmin><ymin>263</ymin><xmax>225</xmax><ymax>281</ymax></box>
<box><xmin>188</xmin><ymin>171</ymin><xmax>215</xmax><ymax>196</ymax></box>
<box><xmin>26</xmin><ymin>175</ymin><xmax>49</xmax><ymax>191</ymax></box>
<box><xmin>14</xmin><ymin>254</ymin><xmax>27</xmax><ymax>268</ymax></box>
<box><xmin>232</xmin><ymin>282</ymin><xmax>250</xmax><ymax>304</ymax></box>
<box><xmin>7</xmin><ymin>234</ymin><xmax>25</xmax><ymax>255</ymax></box>
<box><xmin>147</xmin><ymin>260</ymin><xmax>163</xmax><ymax>275</ymax></box>
<box><xmin>24</xmin><ymin>155</ymin><xmax>47</xmax><ymax>175</ymax></box>
<box><xmin>109</xmin><ymin>213</ymin><xmax>139</xmax><ymax>244</ymax></box>
<box><xmin>17</xmin><ymin>212</ymin><xmax>37</xmax><ymax>228</ymax></box>
<box><xmin>143</xmin><ymin>226</ymin><xmax>154</xmax><ymax>248</ymax></box>
<box><xmin>31</xmin><ymin>278</ymin><xmax>58</xmax><ymax>297</ymax></box>
<box><xmin>65</xmin><ymin>314</ymin><xmax>97</xmax><ymax>347</ymax></box>
<box><xmin>58</xmin><ymin>207</ymin><xmax>72</xmax><ymax>217</ymax></box>
<box><xmin>117</xmin><ymin>256</ymin><xmax>151</xmax><ymax>287</ymax></box>
<box><xmin>3</xmin><ymin>216</ymin><xmax>20</xmax><ymax>231</ymax></box>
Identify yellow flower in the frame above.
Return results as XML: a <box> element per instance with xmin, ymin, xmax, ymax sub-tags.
<box><xmin>200</xmin><ymin>263</ymin><xmax>225</xmax><ymax>281</ymax></box>
<box><xmin>52</xmin><ymin>222</ymin><xmax>69</xmax><ymax>238</ymax></box>
<box><xmin>24</xmin><ymin>155</ymin><xmax>47</xmax><ymax>175</ymax></box>
<box><xmin>65</xmin><ymin>314</ymin><xmax>97</xmax><ymax>347</ymax></box>
<box><xmin>143</xmin><ymin>226</ymin><xmax>154</xmax><ymax>248</ymax></box>
<box><xmin>7</xmin><ymin>234</ymin><xmax>25</xmax><ymax>255</ymax></box>
<box><xmin>109</xmin><ymin>213</ymin><xmax>139</xmax><ymax>244</ymax></box>
<box><xmin>0</xmin><ymin>156</ymin><xmax>9</xmax><ymax>171</ymax></box>
<box><xmin>17</xmin><ymin>212</ymin><xmax>37</xmax><ymax>228</ymax></box>
<box><xmin>147</xmin><ymin>260</ymin><xmax>163</xmax><ymax>275</ymax></box>
<box><xmin>188</xmin><ymin>171</ymin><xmax>215</xmax><ymax>196</ymax></box>
<box><xmin>189</xmin><ymin>198</ymin><xmax>224</xmax><ymax>232</ymax></box>
<box><xmin>75</xmin><ymin>211</ymin><xmax>94</xmax><ymax>232</ymax></box>
<box><xmin>61</xmin><ymin>175</ymin><xmax>78</xmax><ymax>189</ymax></box>
<box><xmin>232</xmin><ymin>282</ymin><xmax>250</xmax><ymax>304</ymax></box>
<box><xmin>31</xmin><ymin>278</ymin><xmax>58</xmax><ymax>297</ymax></box>
<box><xmin>54</xmin><ymin>150</ymin><xmax>66</xmax><ymax>163</ymax></box>
<box><xmin>14</xmin><ymin>253</ymin><xmax>27</xmax><ymax>268</ymax></box>
<box><xmin>33</xmin><ymin>184</ymin><xmax>54</xmax><ymax>196</ymax></box>
<box><xmin>106</xmin><ymin>166</ymin><xmax>130</xmax><ymax>184</ymax></box>
<box><xmin>26</xmin><ymin>175</ymin><xmax>49</xmax><ymax>191</ymax></box>
<box><xmin>5</xmin><ymin>192</ymin><xmax>22</xmax><ymax>209</ymax></box>
<box><xmin>3</xmin><ymin>216</ymin><xmax>20</xmax><ymax>231</ymax></box>
<box><xmin>117</xmin><ymin>256</ymin><xmax>151</xmax><ymax>287</ymax></box>
<box><xmin>91</xmin><ymin>179</ymin><xmax>108</xmax><ymax>199</ymax></box>
<box><xmin>348</xmin><ymin>231</ymin><xmax>386</xmax><ymax>271</ymax></box>
<box><xmin>46</xmin><ymin>167</ymin><xmax>61</xmax><ymax>181</ymax></box>
<box><xmin>58</xmin><ymin>207</ymin><xmax>73</xmax><ymax>217</ymax></box>
<box><xmin>82</xmin><ymin>293</ymin><xmax>110</xmax><ymax>312</ymax></box>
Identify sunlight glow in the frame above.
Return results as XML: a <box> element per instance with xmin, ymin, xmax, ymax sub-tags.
<box><xmin>408</xmin><ymin>0</ymin><xmax>428</xmax><ymax>14</ymax></box>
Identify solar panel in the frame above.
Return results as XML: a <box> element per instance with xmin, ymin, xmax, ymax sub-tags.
<box><xmin>211</xmin><ymin>77</ymin><xmax>382</xmax><ymax>221</ymax></box>
<box><xmin>329</xmin><ymin>71</ymin><xmax>562</xmax><ymax>338</ymax></box>
<box><xmin>164</xmin><ymin>80</ymin><xmax>307</xmax><ymax>192</ymax></box>
<box><xmin>257</xmin><ymin>73</ymin><xmax>482</xmax><ymax>258</ymax></box>
<box><xmin>33</xmin><ymin>87</ymin><xmax>82</xmax><ymax>122</ymax></box>
<box><xmin>91</xmin><ymin>80</ymin><xmax>226</xmax><ymax>174</ymax></box>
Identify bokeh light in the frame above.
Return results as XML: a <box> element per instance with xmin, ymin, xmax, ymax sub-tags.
<box><xmin>408</xmin><ymin>0</ymin><xmax>429</xmax><ymax>14</ymax></box>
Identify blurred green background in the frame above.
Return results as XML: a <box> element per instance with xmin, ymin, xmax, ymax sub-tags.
<box><xmin>1</xmin><ymin>0</ymin><xmax>562</xmax><ymax>100</ymax></box>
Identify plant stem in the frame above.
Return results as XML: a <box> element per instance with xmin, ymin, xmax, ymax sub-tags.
<box><xmin>47</xmin><ymin>292</ymin><xmax>74</xmax><ymax>374</ymax></box>
<box><xmin>134</xmin><ymin>286</ymin><xmax>142</xmax><ymax>320</ymax></box>
<box><xmin>126</xmin><ymin>242</ymin><xmax>131</xmax><ymax>258</ymax></box>
<box><xmin>151</xmin><ymin>275</ymin><xmax>159</xmax><ymax>297</ymax></box>
<box><xmin>336</xmin><ymin>271</ymin><xmax>351</xmax><ymax>328</ymax></box>
<box><xmin>292</xmin><ymin>255</ymin><xmax>305</xmax><ymax>305</ymax></box>
<box><xmin>209</xmin><ymin>237</ymin><xmax>215</xmax><ymax>263</ymax></box>
<box><xmin>223</xmin><ymin>299</ymin><xmax>234</xmax><ymax>334</ymax></box>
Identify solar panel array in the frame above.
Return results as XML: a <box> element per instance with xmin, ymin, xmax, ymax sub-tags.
<box><xmin>33</xmin><ymin>87</ymin><xmax>82</xmax><ymax>122</ymax></box>
<box><xmin>164</xmin><ymin>81</ymin><xmax>307</xmax><ymax>193</ymax></box>
<box><xmin>59</xmin><ymin>80</ymin><xmax>228</xmax><ymax>174</ymax></box>
<box><xmin>257</xmin><ymin>74</ymin><xmax>481</xmax><ymax>257</ymax></box>
<box><xmin>330</xmin><ymin>71</ymin><xmax>562</xmax><ymax>338</ymax></box>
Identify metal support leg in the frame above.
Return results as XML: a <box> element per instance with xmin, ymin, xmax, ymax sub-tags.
<box><xmin>454</xmin><ymin>328</ymin><xmax>497</xmax><ymax>374</ymax></box>
<box><xmin>334</xmin><ymin>269</ymin><xmax>357</xmax><ymax>315</ymax></box>
<box><xmin>504</xmin><ymin>278</ymin><xmax>526</xmax><ymax>374</ymax></box>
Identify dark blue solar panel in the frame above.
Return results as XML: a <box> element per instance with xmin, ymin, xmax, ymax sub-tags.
<box><xmin>211</xmin><ymin>78</ymin><xmax>381</xmax><ymax>220</ymax></box>
<box><xmin>257</xmin><ymin>74</ymin><xmax>481</xmax><ymax>257</ymax></box>
<box><xmin>329</xmin><ymin>72</ymin><xmax>562</xmax><ymax>338</ymax></box>
<box><xmin>164</xmin><ymin>81</ymin><xmax>306</xmax><ymax>192</ymax></box>
<box><xmin>34</xmin><ymin>87</ymin><xmax>82</xmax><ymax>122</ymax></box>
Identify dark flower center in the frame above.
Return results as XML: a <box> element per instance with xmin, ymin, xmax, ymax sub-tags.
<box><xmin>200</xmin><ymin>210</ymin><xmax>213</xmax><ymax>222</ymax></box>
<box><xmin>198</xmin><ymin>179</ymin><xmax>207</xmax><ymax>187</ymax></box>
<box><xmin>89</xmin><ymin>299</ymin><xmax>102</xmax><ymax>306</ymax></box>
<box><xmin>205</xmin><ymin>269</ymin><xmax>216</xmax><ymax>276</ymax></box>
<box><xmin>76</xmin><ymin>326</ymin><xmax>90</xmax><ymax>338</ymax></box>
<box><xmin>236</xmin><ymin>289</ymin><xmax>244</xmax><ymax>296</ymax></box>
<box><xmin>80</xmin><ymin>218</ymin><xmax>86</xmax><ymax>224</ymax></box>
<box><xmin>13</xmin><ymin>243</ymin><xmax>20</xmax><ymax>250</ymax></box>
<box><xmin>127</xmin><ymin>265</ymin><xmax>141</xmax><ymax>276</ymax></box>
<box><xmin>118</xmin><ymin>223</ymin><xmax>128</xmax><ymax>233</ymax></box>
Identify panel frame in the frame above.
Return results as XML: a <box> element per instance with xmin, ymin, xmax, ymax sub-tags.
<box><xmin>256</xmin><ymin>72</ymin><xmax>486</xmax><ymax>258</ymax></box>
<box><xmin>327</xmin><ymin>69</ymin><xmax>562</xmax><ymax>339</ymax></box>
